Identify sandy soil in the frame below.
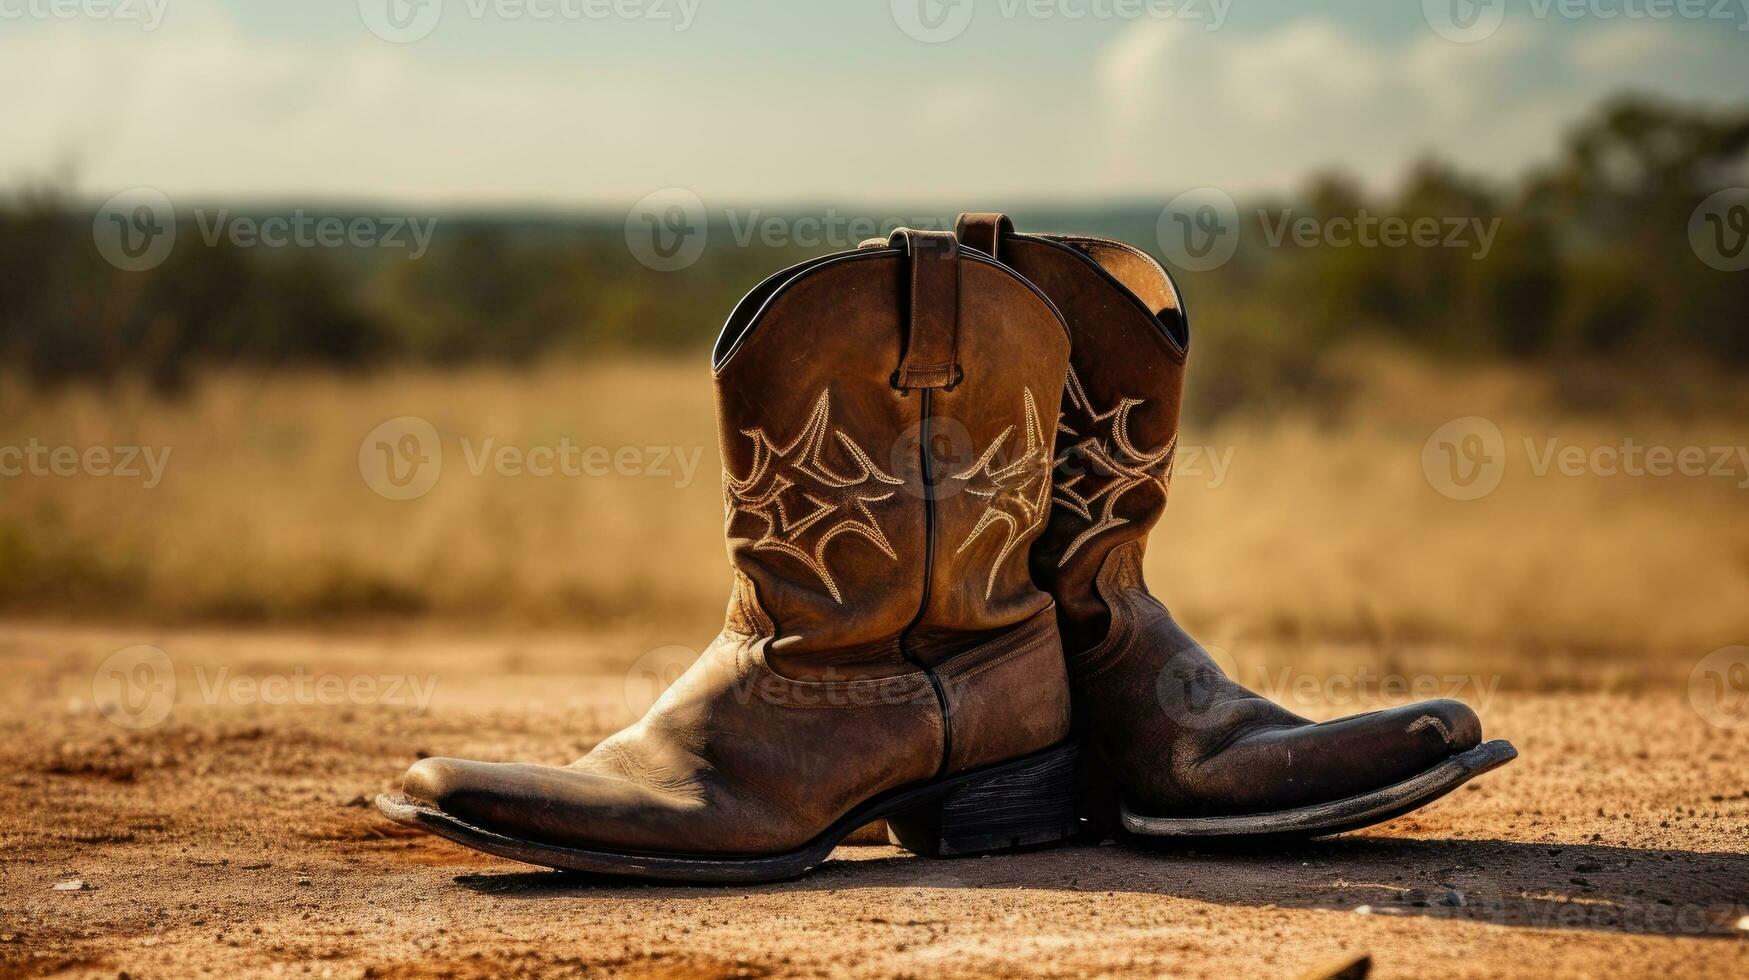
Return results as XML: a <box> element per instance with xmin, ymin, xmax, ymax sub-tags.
<box><xmin>2</xmin><ymin>621</ymin><xmax>1745</xmax><ymax>979</ymax></box>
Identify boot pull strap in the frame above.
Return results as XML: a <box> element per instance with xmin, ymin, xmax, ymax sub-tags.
<box><xmin>888</xmin><ymin>227</ymin><xmax>962</xmax><ymax>390</ymax></box>
<box><xmin>954</xmin><ymin>212</ymin><xmax>1013</xmax><ymax>261</ymax></box>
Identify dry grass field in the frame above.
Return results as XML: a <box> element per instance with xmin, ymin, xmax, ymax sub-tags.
<box><xmin>3</xmin><ymin>353</ymin><xmax>1746</xmax><ymax>686</ymax></box>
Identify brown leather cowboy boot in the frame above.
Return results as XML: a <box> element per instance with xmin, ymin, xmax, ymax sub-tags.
<box><xmin>377</xmin><ymin>229</ymin><xmax>1081</xmax><ymax>880</ymax></box>
<box><xmin>954</xmin><ymin>212</ymin><xmax>1516</xmax><ymax>839</ymax></box>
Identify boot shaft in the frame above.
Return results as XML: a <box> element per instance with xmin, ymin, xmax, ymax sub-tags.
<box><xmin>953</xmin><ymin>214</ymin><xmax>1190</xmax><ymax>655</ymax></box>
<box><xmin>712</xmin><ymin>230</ymin><xmax>1071</xmax><ymax>675</ymax></box>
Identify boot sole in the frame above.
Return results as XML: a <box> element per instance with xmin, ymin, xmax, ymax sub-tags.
<box><xmin>376</xmin><ymin>742</ymin><xmax>1080</xmax><ymax>883</ymax></box>
<box><xmin>1115</xmin><ymin>739</ymin><xmax>1517</xmax><ymax>840</ymax></box>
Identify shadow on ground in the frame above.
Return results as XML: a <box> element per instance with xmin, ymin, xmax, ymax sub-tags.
<box><xmin>450</xmin><ymin>836</ymin><xmax>1749</xmax><ymax>940</ymax></box>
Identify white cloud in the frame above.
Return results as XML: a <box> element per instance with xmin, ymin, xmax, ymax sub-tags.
<box><xmin>1093</xmin><ymin>16</ymin><xmax>1749</xmax><ymax>197</ymax></box>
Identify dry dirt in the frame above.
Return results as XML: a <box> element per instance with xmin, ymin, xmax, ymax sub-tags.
<box><xmin>2</xmin><ymin>621</ymin><xmax>1745</xmax><ymax>979</ymax></box>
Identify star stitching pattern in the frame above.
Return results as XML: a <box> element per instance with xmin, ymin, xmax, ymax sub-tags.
<box><xmin>724</xmin><ymin>390</ymin><xmax>904</xmax><ymax>603</ymax></box>
<box><xmin>1051</xmin><ymin>366</ymin><xmax>1177</xmax><ymax>567</ymax></box>
<box><xmin>951</xmin><ymin>388</ymin><xmax>1053</xmax><ymax>601</ymax></box>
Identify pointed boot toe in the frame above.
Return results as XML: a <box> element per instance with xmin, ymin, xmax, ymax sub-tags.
<box><xmin>379</xmin><ymin>228</ymin><xmax>1085</xmax><ymax>882</ymax></box>
<box><xmin>953</xmin><ymin>212</ymin><xmax>1516</xmax><ymax>840</ymax></box>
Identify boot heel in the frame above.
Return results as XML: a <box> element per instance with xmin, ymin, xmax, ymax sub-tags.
<box><xmin>887</xmin><ymin>743</ymin><xmax>1081</xmax><ymax>857</ymax></box>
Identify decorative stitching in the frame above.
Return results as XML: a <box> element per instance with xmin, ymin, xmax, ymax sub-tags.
<box><xmin>724</xmin><ymin>390</ymin><xmax>904</xmax><ymax>603</ymax></box>
<box><xmin>1408</xmin><ymin>714</ymin><xmax>1456</xmax><ymax>746</ymax></box>
<box><xmin>950</xmin><ymin>387</ymin><xmax>1053</xmax><ymax>600</ymax></box>
<box><xmin>933</xmin><ymin>610</ymin><xmax>1057</xmax><ymax>685</ymax></box>
<box><xmin>1052</xmin><ymin>367</ymin><xmax>1177</xmax><ymax>567</ymax></box>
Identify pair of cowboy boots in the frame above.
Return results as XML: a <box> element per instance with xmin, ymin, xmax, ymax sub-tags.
<box><xmin>378</xmin><ymin>216</ymin><xmax>1515</xmax><ymax>881</ymax></box>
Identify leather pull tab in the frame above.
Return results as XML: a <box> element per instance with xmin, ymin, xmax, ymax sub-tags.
<box><xmin>954</xmin><ymin>212</ymin><xmax>1013</xmax><ymax>261</ymax></box>
<box><xmin>888</xmin><ymin>227</ymin><xmax>962</xmax><ymax>390</ymax></box>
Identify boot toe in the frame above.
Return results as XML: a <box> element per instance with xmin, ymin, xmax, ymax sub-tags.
<box><xmin>1169</xmin><ymin>698</ymin><xmax>1487</xmax><ymax>816</ymax></box>
<box><xmin>401</xmin><ymin>756</ymin><xmax>476</xmax><ymax>809</ymax></box>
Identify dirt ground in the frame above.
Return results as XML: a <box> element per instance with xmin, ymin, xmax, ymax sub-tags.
<box><xmin>2</xmin><ymin>621</ymin><xmax>1745</xmax><ymax>980</ymax></box>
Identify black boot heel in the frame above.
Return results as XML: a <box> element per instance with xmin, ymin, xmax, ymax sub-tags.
<box><xmin>887</xmin><ymin>743</ymin><xmax>1081</xmax><ymax>857</ymax></box>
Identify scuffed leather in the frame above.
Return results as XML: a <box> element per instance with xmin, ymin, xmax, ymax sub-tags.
<box><xmin>956</xmin><ymin>213</ymin><xmax>1486</xmax><ymax>818</ymax></box>
<box><xmin>400</xmin><ymin>236</ymin><xmax>1073</xmax><ymax>855</ymax></box>
<box><xmin>406</xmin><ymin>628</ymin><xmax>944</xmax><ymax>854</ymax></box>
<box><xmin>1074</xmin><ymin>542</ymin><xmax>1479</xmax><ymax>815</ymax></box>
<box><xmin>936</xmin><ymin>607</ymin><xmax>1070</xmax><ymax>776</ymax></box>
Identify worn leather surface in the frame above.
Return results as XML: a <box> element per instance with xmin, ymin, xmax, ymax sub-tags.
<box><xmin>956</xmin><ymin>213</ymin><xmax>1486</xmax><ymax>818</ymax></box>
<box><xmin>399</xmin><ymin>234</ymin><xmax>1072</xmax><ymax>854</ymax></box>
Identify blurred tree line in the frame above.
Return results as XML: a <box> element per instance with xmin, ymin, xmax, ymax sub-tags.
<box><xmin>2</xmin><ymin>94</ymin><xmax>1744</xmax><ymax>399</ymax></box>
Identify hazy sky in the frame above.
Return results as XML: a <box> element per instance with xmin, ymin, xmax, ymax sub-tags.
<box><xmin>5</xmin><ymin>0</ymin><xmax>1747</xmax><ymax>207</ymax></box>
